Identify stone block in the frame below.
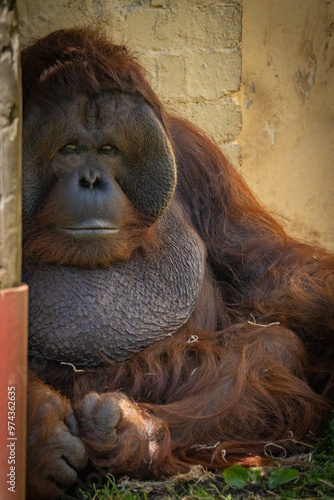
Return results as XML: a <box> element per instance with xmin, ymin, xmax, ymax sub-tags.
<box><xmin>186</xmin><ymin>48</ymin><xmax>242</xmax><ymax>99</ymax></box>
<box><xmin>172</xmin><ymin>97</ymin><xmax>242</xmax><ymax>143</ymax></box>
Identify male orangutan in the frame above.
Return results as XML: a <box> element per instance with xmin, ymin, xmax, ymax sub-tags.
<box><xmin>21</xmin><ymin>28</ymin><xmax>334</xmax><ymax>499</ymax></box>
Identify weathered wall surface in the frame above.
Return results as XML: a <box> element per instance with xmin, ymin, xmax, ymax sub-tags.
<box><xmin>16</xmin><ymin>0</ymin><xmax>242</xmax><ymax>167</ymax></box>
<box><xmin>239</xmin><ymin>0</ymin><xmax>334</xmax><ymax>250</ymax></box>
<box><xmin>17</xmin><ymin>0</ymin><xmax>334</xmax><ymax>250</ymax></box>
<box><xmin>0</xmin><ymin>1</ymin><xmax>22</xmax><ymax>288</ymax></box>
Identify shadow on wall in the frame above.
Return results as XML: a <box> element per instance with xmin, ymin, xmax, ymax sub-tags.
<box><xmin>239</xmin><ymin>0</ymin><xmax>334</xmax><ymax>251</ymax></box>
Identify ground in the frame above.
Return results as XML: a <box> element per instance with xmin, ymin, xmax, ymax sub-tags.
<box><xmin>74</xmin><ymin>416</ymin><xmax>334</xmax><ymax>500</ymax></box>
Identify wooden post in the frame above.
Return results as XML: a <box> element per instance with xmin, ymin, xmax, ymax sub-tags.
<box><xmin>0</xmin><ymin>2</ymin><xmax>28</xmax><ymax>499</ymax></box>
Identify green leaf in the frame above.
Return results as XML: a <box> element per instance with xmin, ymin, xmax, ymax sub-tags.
<box><xmin>248</xmin><ymin>468</ymin><xmax>262</xmax><ymax>484</ymax></box>
<box><xmin>268</xmin><ymin>468</ymin><xmax>299</xmax><ymax>489</ymax></box>
<box><xmin>223</xmin><ymin>465</ymin><xmax>249</xmax><ymax>488</ymax></box>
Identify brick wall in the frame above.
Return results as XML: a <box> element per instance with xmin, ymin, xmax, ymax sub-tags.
<box><xmin>17</xmin><ymin>0</ymin><xmax>242</xmax><ymax>167</ymax></box>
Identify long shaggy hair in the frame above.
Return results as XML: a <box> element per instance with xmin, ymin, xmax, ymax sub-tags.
<box><xmin>24</xmin><ymin>28</ymin><xmax>334</xmax><ymax>481</ymax></box>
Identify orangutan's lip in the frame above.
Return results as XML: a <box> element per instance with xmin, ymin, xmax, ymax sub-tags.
<box><xmin>57</xmin><ymin>221</ymin><xmax>120</xmax><ymax>240</ymax></box>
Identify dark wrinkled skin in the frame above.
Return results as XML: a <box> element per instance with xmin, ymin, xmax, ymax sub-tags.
<box><xmin>23</xmin><ymin>202</ymin><xmax>205</xmax><ymax>365</ymax></box>
<box><xmin>22</xmin><ymin>93</ymin><xmax>176</xmax><ymax>226</ymax></box>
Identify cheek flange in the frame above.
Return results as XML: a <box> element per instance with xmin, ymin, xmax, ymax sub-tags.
<box><xmin>23</xmin><ymin>201</ymin><xmax>205</xmax><ymax>366</ymax></box>
<box><xmin>117</xmin><ymin>101</ymin><xmax>177</xmax><ymax>223</ymax></box>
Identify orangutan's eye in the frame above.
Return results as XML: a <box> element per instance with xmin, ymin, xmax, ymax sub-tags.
<box><xmin>99</xmin><ymin>145</ymin><xmax>119</xmax><ymax>154</ymax></box>
<box><xmin>60</xmin><ymin>144</ymin><xmax>78</xmax><ymax>154</ymax></box>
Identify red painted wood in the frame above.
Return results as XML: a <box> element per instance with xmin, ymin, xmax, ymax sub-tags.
<box><xmin>0</xmin><ymin>285</ymin><xmax>28</xmax><ymax>500</ymax></box>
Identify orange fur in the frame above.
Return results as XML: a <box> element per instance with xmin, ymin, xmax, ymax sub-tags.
<box><xmin>23</xmin><ymin>28</ymin><xmax>334</xmax><ymax>488</ymax></box>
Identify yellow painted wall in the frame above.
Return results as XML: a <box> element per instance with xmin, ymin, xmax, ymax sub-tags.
<box><xmin>239</xmin><ymin>0</ymin><xmax>334</xmax><ymax>250</ymax></box>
